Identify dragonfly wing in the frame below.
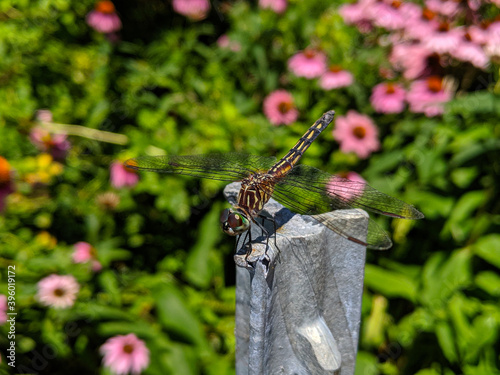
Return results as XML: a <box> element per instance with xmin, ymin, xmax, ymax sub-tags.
<box><xmin>271</xmin><ymin>164</ymin><xmax>423</xmax><ymax>249</ymax></box>
<box><xmin>125</xmin><ymin>153</ymin><xmax>277</xmax><ymax>182</ymax></box>
<box><xmin>311</xmin><ymin>212</ymin><xmax>393</xmax><ymax>250</ymax></box>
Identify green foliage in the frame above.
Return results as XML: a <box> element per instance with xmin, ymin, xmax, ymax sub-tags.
<box><xmin>0</xmin><ymin>0</ymin><xmax>499</xmax><ymax>374</ymax></box>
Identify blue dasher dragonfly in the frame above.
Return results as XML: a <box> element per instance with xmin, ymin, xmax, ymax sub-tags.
<box><xmin>124</xmin><ymin>110</ymin><xmax>423</xmax><ymax>250</ymax></box>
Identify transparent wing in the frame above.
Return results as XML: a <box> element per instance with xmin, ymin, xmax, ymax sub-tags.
<box><xmin>124</xmin><ymin>153</ymin><xmax>277</xmax><ymax>182</ymax></box>
<box><xmin>271</xmin><ymin>164</ymin><xmax>424</xmax><ymax>250</ymax></box>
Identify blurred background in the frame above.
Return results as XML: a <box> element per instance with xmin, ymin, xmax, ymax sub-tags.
<box><xmin>0</xmin><ymin>0</ymin><xmax>499</xmax><ymax>374</ymax></box>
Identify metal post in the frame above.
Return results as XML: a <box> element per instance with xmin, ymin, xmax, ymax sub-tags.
<box><xmin>224</xmin><ymin>182</ymin><xmax>368</xmax><ymax>375</ymax></box>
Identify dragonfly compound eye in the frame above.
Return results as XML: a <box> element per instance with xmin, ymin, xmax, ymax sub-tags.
<box><xmin>220</xmin><ymin>209</ymin><xmax>249</xmax><ymax>236</ymax></box>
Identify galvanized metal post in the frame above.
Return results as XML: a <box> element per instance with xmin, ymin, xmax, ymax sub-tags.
<box><xmin>224</xmin><ymin>182</ymin><xmax>368</xmax><ymax>375</ymax></box>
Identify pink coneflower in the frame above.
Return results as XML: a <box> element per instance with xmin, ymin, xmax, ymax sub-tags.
<box><xmin>86</xmin><ymin>1</ymin><xmax>122</xmax><ymax>34</ymax></box>
<box><xmin>0</xmin><ymin>156</ymin><xmax>14</xmax><ymax>212</ymax></box>
<box><xmin>422</xmin><ymin>22</ymin><xmax>463</xmax><ymax>54</ymax></box>
<box><xmin>370</xmin><ymin>82</ymin><xmax>406</xmax><ymax>114</ymax></box>
<box><xmin>319</xmin><ymin>66</ymin><xmax>354</xmax><ymax>90</ymax></box>
<box><xmin>259</xmin><ymin>0</ymin><xmax>287</xmax><ymax>14</ymax></box>
<box><xmin>101</xmin><ymin>334</ymin><xmax>150</xmax><ymax>375</ymax></box>
<box><xmin>217</xmin><ymin>35</ymin><xmax>241</xmax><ymax>52</ymax></box>
<box><xmin>288</xmin><ymin>49</ymin><xmax>327</xmax><ymax>79</ymax></box>
<box><xmin>111</xmin><ymin>161</ymin><xmax>139</xmax><ymax>188</ymax></box>
<box><xmin>30</xmin><ymin>126</ymin><xmax>71</xmax><ymax>160</ymax></box>
<box><xmin>425</xmin><ymin>0</ymin><xmax>460</xmax><ymax>17</ymax></box>
<box><xmin>263</xmin><ymin>90</ymin><xmax>299</xmax><ymax>125</ymax></box>
<box><xmin>373</xmin><ymin>1</ymin><xmax>420</xmax><ymax>31</ymax></box>
<box><xmin>327</xmin><ymin>172</ymin><xmax>366</xmax><ymax>201</ymax></box>
<box><xmin>339</xmin><ymin>0</ymin><xmax>376</xmax><ymax>33</ymax></box>
<box><xmin>404</xmin><ymin>8</ymin><xmax>440</xmax><ymax>40</ymax></box>
<box><xmin>37</xmin><ymin>274</ymin><xmax>80</xmax><ymax>309</ymax></box>
<box><xmin>172</xmin><ymin>0</ymin><xmax>210</xmax><ymax>21</ymax></box>
<box><xmin>406</xmin><ymin>76</ymin><xmax>453</xmax><ymax>117</ymax></box>
<box><xmin>484</xmin><ymin>22</ymin><xmax>500</xmax><ymax>58</ymax></box>
<box><xmin>73</xmin><ymin>242</ymin><xmax>102</xmax><ymax>272</ymax></box>
<box><xmin>468</xmin><ymin>23</ymin><xmax>491</xmax><ymax>45</ymax></box>
<box><xmin>389</xmin><ymin>43</ymin><xmax>433</xmax><ymax>79</ymax></box>
<box><xmin>333</xmin><ymin>111</ymin><xmax>380</xmax><ymax>159</ymax></box>
<box><xmin>450</xmin><ymin>35</ymin><xmax>489</xmax><ymax>69</ymax></box>
<box><xmin>0</xmin><ymin>295</ymin><xmax>7</xmax><ymax>324</ymax></box>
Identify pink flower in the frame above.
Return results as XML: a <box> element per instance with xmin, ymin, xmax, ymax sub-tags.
<box><xmin>327</xmin><ymin>172</ymin><xmax>366</xmax><ymax>201</ymax></box>
<box><xmin>259</xmin><ymin>0</ymin><xmax>287</xmax><ymax>14</ymax></box>
<box><xmin>263</xmin><ymin>90</ymin><xmax>299</xmax><ymax>126</ymax></box>
<box><xmin>319</xmin><ymin>66</ymin><xmax>354</xmax><ymax>90</ymax></box>
<box><xmin>370</xmin><ymin>82</ymin><xmax>406</xmax><ymax>114</ymax></box>
<box><xmin>389</xmin><ymin>43</ymin><xmax>433</xmax><ymax>79</ymax></box>
<box><xmin>288</xmin><ymin>49</ymin><xmax>327</xmax><ymax>79</ymax></box>
<box><xmin>217</xmin><ymin>35</ymin><xmax>241</xmax><ymax>52</ymax></box>
<box><xmin>450</xmin><ymin>36</ymin><xmax>489</xmax><ymax>69</ymax></box>
<box><xmin>101</xmin><ymin>334</ymin><xmax>150</xmax><ymax>375</ymax></box>
<box><xmin>422</xmin><ymin>22</ymin><xmax>463</xmax><ymax>54</ymax></box>
<box><xmin>86</xmin><ymin>1</ymin><xmax>122</xmax><ymax>34</ymax></box>
<box><xmin>425</xmin><ymin>0</ymin><xmax>460</xmax><ymax>17</ymax></box>
<box><xmin>373</xmin><ymin>1</ymin><xmax>420</xmax><ymax>31</ymax></box>
<box><xmin>403</xmin><ymin>8</ymin><xmax>440</xmax><ymax>40</ymax></box>
<box><xmin>111</xmin><ymin>161</ymin><xmax>139</xmax><ymax>188</ymax></box>
<box><xmin>172</xmin><ymin>0</ymin><xmax>210</xmax><ymax>21</ymax></box>
<box><xmin>37</xmin><ymin>274</ymin><xmax>80</xmax><ymax>309</ymax></box>
<box><xmin>339</xmin><ymin>0</ymin><xmax>376</xmax><ymax>33</ymax></box>
<box><xmin>484</xmin><ymin>22</ymin><xmax>500</xmax><ymax>57</ymax></box>
<box><xmin>30</xmin><ymin>126</ymin><xmax>71</xmax><ymax>160</ymax></box>
<box><xmin>0</xmin><ymin>156</ymin><xmax>14</xmax><ymax>212</ymax></box>
<box><xmin>35</xmin><ymin>109</ymin><xmax>53</xmax><ymax>123</ymax></box>
<box><xmin>406</xmin><ymin>76</ymin><xmax>453</xmax><ymax>117</ymax></box>
<box><xmin>73</xmin><ymin>242</ymin><xmax>102</xmax><ymax>272</ymax></box>
<box><xmin>333</xmin><ymin>111</ymin><xmax>380</xmax><ymax>159</ymax></box>
<box><xmin>468</xmin><ymin>22</ymin><xmax>495</xmax><ymax>45</ymax></box>
<box><xmin>0</xmin><ymin>295</ymin><xmax>7</xmax><ymax>324</ymax></box>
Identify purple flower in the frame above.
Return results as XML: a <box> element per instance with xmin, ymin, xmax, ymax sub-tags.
<box><xmin>30</xmin><ymin>126</ymin><xmax>71</xmax><ymax>160</ymax></box>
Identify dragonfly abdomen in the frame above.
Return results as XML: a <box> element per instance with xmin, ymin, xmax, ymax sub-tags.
<box><xmin>268</xmin><ymin>111</ymin><xmax>335</xmax><ymax>178</ymax></box>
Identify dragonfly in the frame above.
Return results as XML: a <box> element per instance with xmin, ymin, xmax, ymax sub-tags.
<box><xmin>124</xmin><ymin>110</ymin><xmax>424</xmax><ymax>251</ymax></box>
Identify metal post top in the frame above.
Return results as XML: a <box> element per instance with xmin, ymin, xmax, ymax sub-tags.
<box><xmin>225</xmin><ymin>182</ymin><xmax>369</xmax><ymax>375</ymax></box>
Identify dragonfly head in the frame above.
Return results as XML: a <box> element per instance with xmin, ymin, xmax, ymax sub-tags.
<box><xmin>220</xmin><ymin>208</ymin><xmax>250</xmax><ymax>236</ymax></box>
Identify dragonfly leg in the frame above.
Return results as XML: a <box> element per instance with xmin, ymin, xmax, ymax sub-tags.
<box><xmin>257</xmin><ymin>214</ymin><xmax>280</xmax><ymax>255</ymax></box>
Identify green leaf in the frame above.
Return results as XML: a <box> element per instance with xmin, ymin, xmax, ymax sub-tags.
<box><xmin>364</xmin><ymin>264</ymin><xmax>418</xmax><ymax>302</ymax></box>
<box><xmin>354</xmin><ymin>351</ymin><xmax>379</xmax><ymax>375</ymax></box>
<box><xmin>184</xmin><ymin>203</ymin><xmax>222</xmax><ymax>288</ymax></box>
<box><xmin>153</xmin><ymin>284</ymin><xmax>207</xmax><ymax>347</ymax></box>
<box><xmin>435</xmin><ymin>321</ymin><xmax>458</xmax><ymax>363</ymax></box>
<box><xmin>98</xmin><ymin>271</ymin><xmax>121</xmax><ymax>306</ymax></box>
<box><xmin>475</xmin><ymin>271</ymin><xmax>500</xmax><ymax>296</ymax></box>
<box><xmin>473</xmin><ymin>234</ymin><xmax>500</xmax><ymax>269</ymax></box>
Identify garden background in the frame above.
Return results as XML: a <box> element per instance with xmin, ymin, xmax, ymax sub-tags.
<box><xmin>1</xmin><ymin>0</ymin><xmax>500</xmax><ymax>374</ymax></box>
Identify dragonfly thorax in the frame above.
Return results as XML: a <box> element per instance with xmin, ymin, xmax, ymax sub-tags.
<box><xmin>220</xmin><ymin>208</ymin><xmax>250</xmax><ymax>236</ymax></box>
<box><xmin>237</xmin><ymin>173</ymin><xmax>275</xmax><ymax>218</ymax></box>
